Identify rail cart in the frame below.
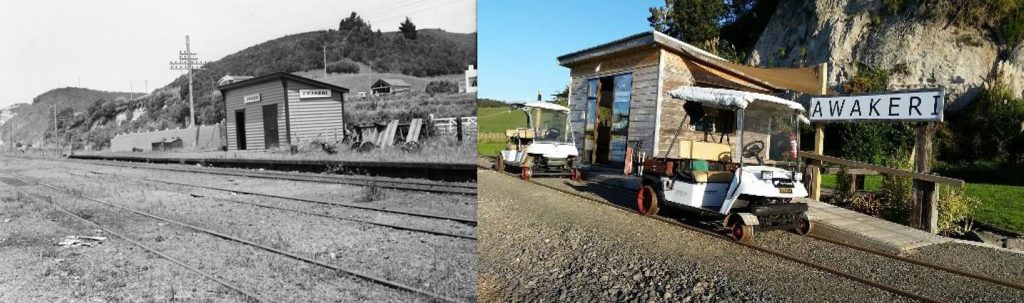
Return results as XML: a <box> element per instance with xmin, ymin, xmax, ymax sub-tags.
<box><xmin>496</xmin><ymin>102</ymin><xmax>583</xmax><ymax>181</ymax></box>
<box><xmin>633</xmin><ymin>87</ymin><xmax>813</xmax><ymax>243</ymax></box>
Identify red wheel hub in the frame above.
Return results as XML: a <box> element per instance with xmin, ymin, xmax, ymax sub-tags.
<box><xmin>732</xmin><ymin>224</ymin><xmax>744</xmax><ymax>239</ymax></box>
<box><xmin>636</xmin><ymin>187</ymin><xmax>650</xmax><ymax>214</ymax></box>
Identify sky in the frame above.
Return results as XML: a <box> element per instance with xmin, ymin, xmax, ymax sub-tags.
<box><xmin>478</xmin><ymin>0</ymin><xmax>662</xmax><ymax>102</ymax></box>
<box><xmin>0</xmin><ymin>0</ymin><xmax>475</xmax><ymax>107</ymax></box>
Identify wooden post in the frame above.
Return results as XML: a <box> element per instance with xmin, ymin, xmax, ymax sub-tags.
<box><xmin>912</xmin><ymin>122</ymin><xmax>938</xmax><ymax>233</ymax></box>
<box><xmin>456</xmin><ymin>116</ymin><xmax>463</xmax><ymax>142</ymax></box>
<box><xmin>809</xmin><ymin>62</ymin><xmax>828</xmax><ymax>201</ymax></box>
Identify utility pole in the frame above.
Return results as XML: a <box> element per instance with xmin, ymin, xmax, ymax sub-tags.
<box><xmin>322</xmin><ymin>44</ymin><xmax>328</xmax><ymax>79</ymax></box>
<box><xmin>169</xmin><ymin>35</ymin><xmax>208</xmax><ymax>128</ymax></box>
<box><xmin>52</xmin><ymin>104</ymin><xmax>58</xmax><ymax>148</ymax></box>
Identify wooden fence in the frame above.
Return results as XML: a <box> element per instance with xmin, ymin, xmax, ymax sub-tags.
<box><xmin>432</xmin><ymin>116</ymin><xmax>477</xmax><ymax>137</ymax></box>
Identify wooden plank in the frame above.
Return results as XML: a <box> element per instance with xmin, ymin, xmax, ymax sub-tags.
<box><xmin>406</xmin><ymin>118</ymin><xmax>422</xmax><ymax>143</ymax></box>
<box><xmin>799</xmin><ymin>151</ymin><xmax>964</xmax><ymax>187</ymax></box>
<box><xmin>379</xmin><ymin>120</ymin><xmax>398</xmax><ymax>147</ymax></box>
<box><xmin>912</xmin><ymin>122</ymin><xmax>939</xmax><ymax>233</ymax></box>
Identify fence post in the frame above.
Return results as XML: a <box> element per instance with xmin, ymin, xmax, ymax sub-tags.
<box><xmin>912</xmin><ymin>122</ymin><xmax>938</xmax><ymax>233</ymax></box>
<box><xmin>456</xmin><ymin>116</ymin><xmax>463</xmax><ymax>142</ymax></box>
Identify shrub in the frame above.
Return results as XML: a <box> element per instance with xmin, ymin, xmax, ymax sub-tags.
<box><xmin>876</xmin><ymin>152</ymin><xmax>914</xmax><ymax>224</ymax></box>
<box><xmin>944</xmin><ymin>81</ymin><xmax>1024</xmax><ymax>165</ymax></box>
<box><xmin>326</xmin><ymin>61</ymin><xmax>359</xmax><ymax>74</ymax></box>
<box><xmin>937</xmin><ymin>186</ymin><xmax>981</xmax><ymax>235</ymax></box>
<box><xmin>425</xmin><ymin>80</ymin><xmax>460</xmax><ymax>94</ymax></box>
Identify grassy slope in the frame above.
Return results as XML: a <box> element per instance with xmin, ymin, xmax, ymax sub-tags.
<box><xmin>477</xmin><ymin>107</ymin><xmax>526</xmax><ymax>134</ymax></box>
<box><xmin>820</xmin><ymin>174</ymin><xmax>1024</xmax><ymax>233</ymax></box>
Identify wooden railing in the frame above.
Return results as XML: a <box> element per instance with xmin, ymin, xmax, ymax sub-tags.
<box><xmin>432</xmin><ymin>116</ymin><xmax>477</xmax><ymax>137</ymax></box>
<box><xmin>800</xmin><ymin>151</ymin><xmax>963</xmax><ymax>233</ymax></box>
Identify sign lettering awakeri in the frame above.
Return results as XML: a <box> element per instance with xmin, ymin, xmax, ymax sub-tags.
<box><xmin>809</xmin><ymin>89</ymin><xmax>944</xmax><ymax>122</ymax></box>
<box><xmin>299</xmin><ymin>89</ymin><xmax>331</xmax><ymax>99</ymax></box>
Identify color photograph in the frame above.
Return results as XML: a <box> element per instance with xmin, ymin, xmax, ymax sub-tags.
<box><xmin>476</xmin><ymin>0</ymin><xmax>1024</xmax><ymax>302</ymax></box>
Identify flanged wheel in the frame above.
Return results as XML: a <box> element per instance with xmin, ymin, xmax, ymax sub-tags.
<box><xmin>495</xmin><ymin>153</ymin><xmax>505</xmax><ymax>172</ymax></box>
<box><xmin>794</xmin><ymin>215</ymin><xmax>813</xmax><ymax>236</ymax></box>
<box><xmin>731</xmin><ymin>223</ymin><xmax>754</xmax><ymax>244</ymax></box>
<box><xmin>520</xmin><ymin>167</ymin><xmax>532</xmax><ymax>181</ymax></box>
<box><xmin>569</xmin><ymin>168</ymin><xmax>583</xmax><ymax>181</ymax></box>
<box><xmin>636</xmin><ymin>185</ymin><xmax>660</xmax><ymax>216</ymax></box>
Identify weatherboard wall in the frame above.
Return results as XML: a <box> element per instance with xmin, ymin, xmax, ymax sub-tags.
<box><xmin>285</xmin><ymin>80</ymin><xmax>346</xmax><ymax>145</ymax></box>
<box><xmin>224</xmin><ymin>80</ymin><xmax>287</xmax><ymax>151</ymax></box>
<box><xmin>566</xmin><ymin>47</ymin><xmax>661</xmax><ymax>162</ymax></box>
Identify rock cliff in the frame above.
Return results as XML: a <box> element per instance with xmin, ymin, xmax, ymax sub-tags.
<box><xmin>750</xmin><ymin>0</ymin><xmax>1023</xmax><ymax>109</ymax></box>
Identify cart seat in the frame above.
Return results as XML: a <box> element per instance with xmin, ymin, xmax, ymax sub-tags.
<box><xmin>691</xmin><ymin>171</ymin><xmax>734</xmax><ymax>183</ymax></box>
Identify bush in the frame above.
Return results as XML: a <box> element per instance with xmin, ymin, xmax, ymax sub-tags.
<box><xmin>944</xmin><ymin>82</ymin><xmax>1024</xmax><ymax>165</ymax></box>
<box><xmin>876</xmin><ymin>152</ymin><xmax>914</xmax><ymax>224</ymax></box>
<box><xmin>326</xmin><ymin>61</ymin><xmax>359</xmax><ymax>74</ymax></box>
<box><xmin>425</xmin><ymin>80</ymin><xmax>460</xmax><ymax>94</ymax></box>
<box><xmin>937</xmin><ymin>187</ymin><xmax>981</xmax><ymax>235</ymax></box>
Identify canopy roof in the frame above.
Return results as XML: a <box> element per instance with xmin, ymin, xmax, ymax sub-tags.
<box><xmin>558</xmin><ymin>31</ymin><xmax>828</xmax><ymax>96</ymax></box>
<box><xmin>517</xmin><ymin>102</ymin><xmax>570</xmax><ymax>112</ymax></box>
<box><xmin>669</xmin><ymin>86</ymin><xmax>809</xmax><ymax>123</ymax></box>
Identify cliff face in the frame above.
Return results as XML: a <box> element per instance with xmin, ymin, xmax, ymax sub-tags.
<box><xmin>750</xmin><ymin>0</ymin><xmax>1023</xmax><ymax>109</ymax></box>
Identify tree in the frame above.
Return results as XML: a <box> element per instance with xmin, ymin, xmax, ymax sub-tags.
<box><xmin>550</xmin><ymin>86</ymin><xmax>569</xmax><ymax>107</ymax></box>
<box><xmin>339</xmin><ymin>12</ymin><xmax>371</xmax><ymax>33</ymax></box>
<box><xmin>399</xmin><ymin>17</ymin><xmax>417</xmax><ymax>40</ymax></box>
<box><xmin>648</xmin><ymin>0</ymin><xmax>728</xmax><ymax>45</ymax></box>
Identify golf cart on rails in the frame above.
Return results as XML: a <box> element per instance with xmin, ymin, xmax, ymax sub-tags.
<box><xmin>496</xmin><ymin>102</ymin><xmax>583</xmax><ymax>181</ymax></box>
<box><xmin>633</xmin><ymin>86</ymin><xmax>812</xmax><ymax>243</ymax></box>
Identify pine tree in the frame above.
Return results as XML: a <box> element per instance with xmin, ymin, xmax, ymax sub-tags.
<box><xmin>399</xmin><ymin>17</ymin><xmax>417</xmax><ymax>40</ymax></box>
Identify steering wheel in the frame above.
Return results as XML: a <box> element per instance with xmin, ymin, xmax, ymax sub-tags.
<box><xmin>743</xmin><ymin>141</ymin><xmax>766</xmax><ymax>165</ymax></box>
<box><xmin>543</xmin><ymin>128</ymin><xmax>560</xmax><ymax>140</ymax></box>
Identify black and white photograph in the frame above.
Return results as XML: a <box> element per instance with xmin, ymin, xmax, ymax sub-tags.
<box><xmin>0</xmin><ymin>0</ymin><xmax>476</xmax><ymax>302</ymax></box>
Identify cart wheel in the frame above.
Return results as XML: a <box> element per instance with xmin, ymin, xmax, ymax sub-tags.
<box><xmin>495</xmin><ymin>153</ymin><xmax>505</xmax><ymax>172</ymax></box>
<box><xmin>731</xmin><ymin>223</ymin><xmax>754</xmax><ymax>244</ymax></box>
<box><xmin>520</xmin><ymin>167</ymin><xmax>532</xmax><ymax>181</ymax></box>
<box><xmin>570</xmin><ymin>168</ymin><xmax>583</xmax><ymax>181</ymax></box>
<box><xmin>794</xmin><ymin>215</ymin><xmax>813</xmax><ymax>236</ymax></box>
<box><xmin>636</xmin><ymin>185</ymin><xmax>660</xmax><ymax>216</ymax></box>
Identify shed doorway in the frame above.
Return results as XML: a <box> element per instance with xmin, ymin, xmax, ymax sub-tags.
<box><xmin>262</xmin><ymin>104</ymin><xmax>279</xmax><ymax>149</ymax></box>
<box><xmin>584</xmin><ymin>73</ymin><xmax>632</xmax><ymax>166</ymax></box>
<box><xmin>235</xmin><ymin>110</ymin><xmax>246</xmax><ymax>150</ymax></box>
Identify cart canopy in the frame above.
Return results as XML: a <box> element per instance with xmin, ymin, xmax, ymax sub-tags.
<box><xmin>669</xmin><ymin>86</ymin><xmax>808</xmax><ymax>123</ymax></box>
<box><xmin>518</xmin><ymin>101</ymin><xmax>570</xmax><ymax>113</ymax></box>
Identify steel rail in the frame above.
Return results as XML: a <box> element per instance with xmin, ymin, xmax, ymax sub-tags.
<box><xmin>145</xmin><ymin>178</ymin><xmax>477</xmax><ymax>225</ymax></box>
<box><xmin>71</xmin><ymin>170</ymin><xmax>475</xmax><ymax>240</ymax></box>
<box><xmin>81</xmin><ymin>159</ymin><xmax>477</xmax><ymax>195</ymax></box>
<box><xmin>14</xmin><ymin>174</ymin><xmax>463</xmax><ymax>303</ymax></box>
<box><xmin>478</xmin><ymin>165</ymin><xmax>944</xmax><ymax>303</ymax></box>
<box><xmin>3</xmin><ymin>183</ymin><xmax>270</xmax><ymax>303</ymax></box>
<box><xmin>555</xmin><ymin>169</ymin><xmax>1024</xmax><ymax>293</ymax></box>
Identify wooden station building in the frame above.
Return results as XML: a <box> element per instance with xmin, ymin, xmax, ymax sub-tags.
<box><xmin>557</xmin><ymin>30</ymin><xmax>826</xmax><ymax>168</ymax></box>
<box><xmin>219</xmin><ymin>72</ymin><xmax>349</xmax><ymax>150</ymax></box>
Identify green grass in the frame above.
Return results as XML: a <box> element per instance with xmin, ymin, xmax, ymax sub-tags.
<box><xmin>821</xmin><ymin>173</ymin><xmax>1024</xmax><ymax>234</ymax></box>
<box><xmin>963</xmin><ymin>183</ymin><xmax>1024</xmax><ymax>234</ymax></box>
<box><xmin>477</xmin><ymin>107</ymin><xmax>526</xmax><ymax>133</ymax></box>
<box><xmin>477</xmin><ymin>141</ymin><xmax>504</xmax><ymax>157</ymax></box>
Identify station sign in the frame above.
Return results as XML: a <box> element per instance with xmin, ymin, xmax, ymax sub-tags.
<box><xmin>299</xmin><ymin>89</ymin><xmax>331</xmax><ymax>99</ymax></box>
<box><xmin>243</xmin><ymin>93</ymin><xmax>261</xmax><ymax>103</ymax></box>
<box><xmin>809</xmin><ymin>89</ymin><xmax>944</xmax><ymax>122</ymax></box>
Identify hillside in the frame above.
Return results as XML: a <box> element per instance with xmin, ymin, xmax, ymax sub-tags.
<box><xmin>2</xmin><ymin>87</ymin><xmax>136</xmax><ymax>147</ymax></box>
<box><xmin>2</xmin><ymin>17</ymin><xmax>476</xmax><ymax>148</ymax></box>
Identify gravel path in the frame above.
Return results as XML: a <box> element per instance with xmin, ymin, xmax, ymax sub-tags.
<box><xmin>480</xmin><ymin>167</ymin><xmax>1024</xmax><ymax>302</ymax></box>
<box><xmin>478</xmin><ymin>170</ymin><xmax>904</xmax><ymax>302</ymax></box>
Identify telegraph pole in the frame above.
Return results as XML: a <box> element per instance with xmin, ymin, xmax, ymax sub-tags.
<box><xmin>323</xmin><ymin>45</ymin><xmax>328</xmax><ymax>78</ymax></box>
<box><xmin>169</xmin><ymin>35</ymin><xmax>207</xmax><ymax>128</ymax></box>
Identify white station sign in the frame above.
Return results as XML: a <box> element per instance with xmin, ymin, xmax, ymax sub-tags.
<box><xmin>243</xmin><ymin>93</ymin><xmax>261</xmax><ymax>104</ymax></box>
<box><xmin>299</xmin><ymin>89</ymin><xmax>331</xmax><ymax>99</ymax></box>
<box><xmin>809</xmin><ymin>89</ymin><xmax>944</xmax><ymax>122</ymax></box>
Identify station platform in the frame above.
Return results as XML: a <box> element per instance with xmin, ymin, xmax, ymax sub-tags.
<box><xmin>577</xmin><ymin>166</ymin><xmax>950</xmax><ymax>255</ymax></box>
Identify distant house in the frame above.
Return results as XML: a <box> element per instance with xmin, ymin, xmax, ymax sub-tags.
<box><xmin>464</xmin><ymin>65</ymin><xmax>477</xmax><ymax>93</ymax></box>
<box><xmin>371</xmin><ymin>78</ymin><xmax>412</xmax><ymax>95</ymax></box>
<box><xmin>217</xmin><ymin>75</ymin><xmax>254</xmax><ymax>86</ymax></box>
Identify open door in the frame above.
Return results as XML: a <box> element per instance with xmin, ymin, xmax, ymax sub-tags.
<box><xmin>585</xmin><ymin>73</ymin><xmax>632</xmax><ymax>166</ymax></box>
<box><xmin>262</xmin><ymin>104</ymin><xmax>279</xmax><ymax>149</ymax></box>
<box><xmin>235</xmin><ymin>110</ymin><xmax>246</xmax><ymax>150</ymax></box>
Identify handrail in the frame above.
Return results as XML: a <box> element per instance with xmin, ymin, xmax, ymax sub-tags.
<box><xmin>799</xmin><ymin>151</ymin><xmax>963</xmax><ymax>187</ymax></box>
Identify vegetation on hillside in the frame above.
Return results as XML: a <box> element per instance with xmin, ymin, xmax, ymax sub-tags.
<box><xmin>648</xmin><ymin>0</ymin><xmax>780</xmax><ymax>62</ymax></box>
<box><xmin>882</xmin><ymin>0</ymin><xmax>1024</xmax><ymax>46</ymax></box>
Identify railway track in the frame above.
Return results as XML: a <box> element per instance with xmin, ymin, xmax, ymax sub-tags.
<box><xmin>10</xmin><ymin>173</ymin><xmax>465</xmax><ymax>303</ymax></box>
<box><xmin>71</xmin><ymin>170</ymin><xmax>476</xmax><ymax>239</ymax></box>
<box><xmin>478</xmin><ymin>162</ymin><xmax>1024</xmax><ymax>302</ymax></box>
<box><xmin>3</xmin><ymin>183</ymin><xmax>270</xmax><ymax>303</ymax></box>
<box><xmin>8</xmin><ymin>155</ymin><xmax>476</xmax><ymax>195</ymax></box>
